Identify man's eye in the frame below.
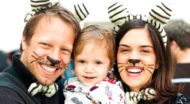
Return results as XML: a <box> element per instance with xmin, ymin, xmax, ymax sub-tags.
<box><xmin>39</xmin><ymin>42</ymin><xmax>51</xmax><ymax>48</ymax></box>
<box><xmin>61</xmin><ymin>49</ymin><xmax>71</xmax><ymax>55</ymax></box>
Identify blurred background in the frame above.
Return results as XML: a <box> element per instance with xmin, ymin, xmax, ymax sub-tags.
<box><xmin>0</xmin><ymin>0</ymin><xmax>189</xmax><ymax>53</ymax></box>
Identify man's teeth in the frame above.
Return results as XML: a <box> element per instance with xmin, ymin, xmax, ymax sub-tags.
<box><xmin>42</xmin><ymin>65</ymin><xmax>56</xmax><ymax>72</ymax></box>
<box><xmin>127</xmin><ymin>68</ymin><xmax>142</xmax><ymax>73</ymax></box>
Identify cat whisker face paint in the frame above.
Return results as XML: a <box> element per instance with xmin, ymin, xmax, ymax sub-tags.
<box><xmin>31</xmin><ymin>51</ymin><xmax>68</xmax><ymax>71</ymax></box>
<box><xmin>118</xmin><ymin>59</ymin><xmax>156</xmax><ymax>75</ymax></box>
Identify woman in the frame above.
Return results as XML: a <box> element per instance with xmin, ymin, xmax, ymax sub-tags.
<box><xmin>114</xmin><ymin>19</ymin><xmax>190</xmax><ymax>104</ymax></box>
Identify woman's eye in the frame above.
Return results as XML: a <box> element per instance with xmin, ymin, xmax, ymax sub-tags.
<box><xmin>140</xmin><ymin>49</ymin><xmax>153</xmax><ymax>54</ymax></box>
<box><xmin>121</xmin><ymin>49</ymin><xmax>129</xmax><ymax>52</ymax></box>
<box><xmin>141</xmin><ymin>50</ymin><xmax>149</xmax><ymax>53</ymax></box>
<box><xmin>119</xmin><ymin>48</ymin><xmax>130</xmax><ymax>53</ymax></box>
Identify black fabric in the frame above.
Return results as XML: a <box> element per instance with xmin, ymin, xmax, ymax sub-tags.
<box><xmin>0</xmin><ymin>51</ymin><xmax>9</xmax><ymax>72</ymax></box>
<box><xmin>0</xmin><ymin>54</ymin><xmax>63</xmax><ymax>104</ymax></box>
<box><xmin>171</xmin><ymin>94</ymin><xmax>190</xmax><ymax>104</ymax></box>
<box><xmin>137</xmin><ymin>94</ymin><xmax>190</xmax><ymax>104</ymax></box>
<box><xmin>174</xmin><ymin>63</ymin><xmax>190</xmax><ymax>96</ymax></box>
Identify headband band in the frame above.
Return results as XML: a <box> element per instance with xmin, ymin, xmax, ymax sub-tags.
<box><xmin>24</xmin><ymin>0</ymin><xmax>89</xmax><ymax>22</ymax></box>
<box><xmin>108</xmin><ymin>1</ymin><xmax>172</xmax><ymax>47</ymax></box>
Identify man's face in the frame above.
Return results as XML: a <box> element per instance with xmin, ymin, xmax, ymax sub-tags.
<box><xmin>21</xmin><ymin>17</ymin><xmax>75</xmax><ymax>85</ymax></box>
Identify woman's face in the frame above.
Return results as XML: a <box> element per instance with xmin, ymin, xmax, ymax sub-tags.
<box><xmin>117</xmin><ymin>27</ymin><xmax>157</xmax><ymax>92</ymax></box>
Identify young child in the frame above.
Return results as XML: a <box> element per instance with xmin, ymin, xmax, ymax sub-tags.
<box><xmin>63</xmin><ymin>25</ymin><xmax>125</xmax><ymax>104</ymax></box>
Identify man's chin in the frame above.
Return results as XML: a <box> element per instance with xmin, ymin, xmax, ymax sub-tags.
<box><xmin>38</xmin><ymin>78</ymin><xmax>56</xmax><ymax>86</ymax></box>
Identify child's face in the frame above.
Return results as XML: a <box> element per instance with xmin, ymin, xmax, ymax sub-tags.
<box><xmin>74</xmin><ymin>42</ymin><xmax>111</xmax><ymax>86</ymax></box>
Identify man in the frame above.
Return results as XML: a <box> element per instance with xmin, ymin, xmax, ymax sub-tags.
<box><xmin>0</xmin><ymin>2</ymin><xmax>80</xmax><ymax>104</ymax></box>
<box><xmin>0</xmin><ymin>50</ymin><xmax>9</xmax><ymax>72</ymax></box>
<box><xmin>165</xmin><ymin>19</ymin><xmax>190</xmax><ymax>96</ymax></box>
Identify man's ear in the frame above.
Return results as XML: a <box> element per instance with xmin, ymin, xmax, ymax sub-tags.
<box><xmin>170</xmin><ymin>41</ymin><xmax>179</xmax><ymax>50</ymax></box>
<box><xmin>21</xmin><ymin>36</ymin><xmax>27</xmax><ymax>51</ymax></box>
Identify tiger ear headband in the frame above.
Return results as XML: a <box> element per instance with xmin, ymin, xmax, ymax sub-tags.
<box><xmin>24</xmin><ymin>0</ymin><xmax>89</xmax><ymax>22</ymax></box>
<box><xmin>108</xmin><ymin>1</ymin><xmax>172</xmax><ymax>47</ymax></box>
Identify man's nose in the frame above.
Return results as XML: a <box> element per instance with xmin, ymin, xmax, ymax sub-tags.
<box><xmin>48</xmin><ymin>49</ymin><xmax>61</xmax><ymax>66</ymax></box>
<box><xmin>47</xmin><ymin>56</ymin><xmax>60</xmax><ymax>66</ymax></box>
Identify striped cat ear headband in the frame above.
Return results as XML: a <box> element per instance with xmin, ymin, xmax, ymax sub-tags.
<box><xmin>24</xmin><ymin>0</ymin><xmax>56</xmax><ymax>22</ymax></box>
<box><xmin>24</xmin><ymin>0</ymin><xmax>89</xmax><ymax>22</ymax></box>
<box><xmin>108</xmin><ymin>1</ymin><xmax>172</xmax><ymax>47</ymax></box>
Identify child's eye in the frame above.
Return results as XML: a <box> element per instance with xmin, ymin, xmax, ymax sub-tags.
<box><xmin>95</xmin><ymin>61</ymin><xmax>102</xmax><ymax>65</ymax></box>
<box><xmin>78</xmin><ymin>60</ymin><xmax>85</xmax><ymax>64</ymax></box>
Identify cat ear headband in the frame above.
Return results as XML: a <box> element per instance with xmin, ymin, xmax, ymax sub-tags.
<box><xmin>24</xmin><ymin>0</ymin><xmax>89</xmax><ymax>22</ymax></box>
<box><xmin>108</xmin><ymin>1</ymin><xmax>172</xmax><ymax>47</ymax></box>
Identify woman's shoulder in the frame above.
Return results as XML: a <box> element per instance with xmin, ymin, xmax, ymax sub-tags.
<box><xmin>172</xmin><ymin>93</ymin><xmax>190</xmax><ymax>104</ymax></box>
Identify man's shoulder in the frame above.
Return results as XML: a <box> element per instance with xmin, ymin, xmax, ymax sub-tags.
<box><xmin>0</xmin><ymin>86</ymin><xmax>25</xmax><ymax>103</ymax></box>
<box><xmin>0</xmin><ymin>71</ymin><xmax>28</xmax><ymax>93</ymax></box>
<box><xmin>0</xmin><ymin>72</ymin><xmax>21</xmax><ymax>91</ymax></box>
<box><xmin>0</xmin><ymin>72</ymin><xmax>30</xmax><ymax>103</ymax></box>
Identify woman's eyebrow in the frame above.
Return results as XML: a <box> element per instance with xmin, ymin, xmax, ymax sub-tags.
<box><xmin>119</xmin><ymin>44</ymin><xmax>129</xmax><ymax>47</ymax></box>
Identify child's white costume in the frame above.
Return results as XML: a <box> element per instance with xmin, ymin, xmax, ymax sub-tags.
<box><xmin>64</xmin><ymin>77</ymin><xmax>125</xmax><ymax>104</ymax></box>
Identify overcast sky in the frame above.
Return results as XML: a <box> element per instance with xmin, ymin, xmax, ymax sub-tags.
<box><xmin>0</xmin><ymin>0</ymin><xmax>190</xmax><ymax>52</ymax></box>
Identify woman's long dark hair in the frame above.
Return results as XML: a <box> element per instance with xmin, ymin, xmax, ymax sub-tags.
<box><xmin>114</xmin><ymin>19</ymin><xmax>180</xmax><ymax>103</ymax></box>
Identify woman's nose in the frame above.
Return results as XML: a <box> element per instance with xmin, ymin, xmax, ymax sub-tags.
<box><xmin>128</xmin><ymin>59</ymin><xmax>140</xmax><ymax>66</ymax></box>
<box><xmin>128</xmin><ymin>51</ymin><xmax>140</xmax><ymax>66</ymax></box>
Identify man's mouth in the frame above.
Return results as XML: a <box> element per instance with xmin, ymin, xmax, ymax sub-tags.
<box><xmin>41</xmin><ymin>64</ymin><xmax>57</xmax><ymax>72</ymax></box>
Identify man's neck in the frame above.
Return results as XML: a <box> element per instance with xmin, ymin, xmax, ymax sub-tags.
<box><xmin>176</xmin><ymin>48</ymin><xmax>190</xmax><ymax>63</ymax></box>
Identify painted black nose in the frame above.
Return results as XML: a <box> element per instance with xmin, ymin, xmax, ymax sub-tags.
<box><xmin>47</xmin><ymin>56</ymin><xmax>60</xmax><ymax>66</ymax></box>
<box><xmin>128</xmin><ymin>59</ymin><xmax>140</xmax><ymax>66</ymax></box>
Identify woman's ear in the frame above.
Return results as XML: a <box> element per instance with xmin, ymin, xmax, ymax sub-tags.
<box><xmin>155</xmin><ymin>63</ymin><xmax>159</xmax><ymax>69</ymax></box>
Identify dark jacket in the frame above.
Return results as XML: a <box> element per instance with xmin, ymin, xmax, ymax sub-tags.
<box><xmin>138</xmin><ymin>94</ymin><xmax>190</xmax><ymax>104</ymax></box>
<box><xmin>173</xmin><ymin>63</ymin><xmax>190</xmax><ymax>96</ymax></box>
<box><xmin>0</xmin><ymin>54</ymin><xmax>64</xmax><ymax>104</ymax></box>
<box><xmin>0</xmin><ymin>51</ymin><xmax>9</xmax><ymax>72</ymax></box>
